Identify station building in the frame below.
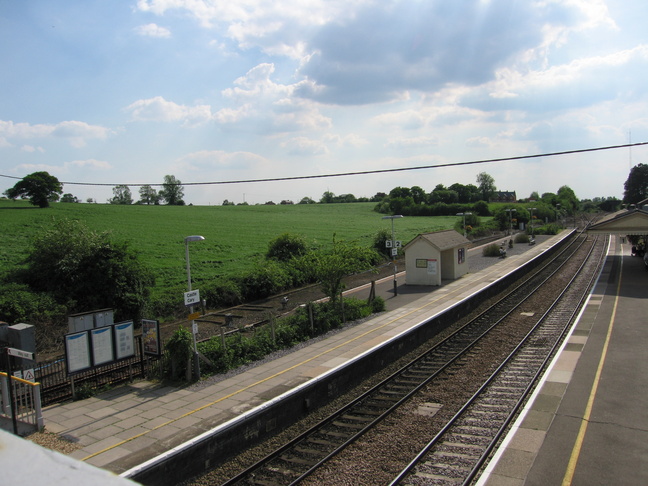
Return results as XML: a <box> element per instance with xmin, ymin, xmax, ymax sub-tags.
<box><xmin>403</xmin><ymin>229</ymin><xmax>470</xmax><ymax>286</ymax></box>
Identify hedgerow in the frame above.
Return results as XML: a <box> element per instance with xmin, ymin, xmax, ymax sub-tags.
<box><xmin>196</xmin><ymin>296</ymin><xmax>385</xmax><ymax>377</ymax></box>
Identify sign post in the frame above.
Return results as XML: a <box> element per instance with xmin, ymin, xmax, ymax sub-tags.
<box><xmin>184</xmin><ymin>289</ymin><xmax>201</xmax><ymax>380</ymax></box>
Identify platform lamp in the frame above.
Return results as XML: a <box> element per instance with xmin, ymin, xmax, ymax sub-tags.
<box><xmin>185</xmin><ymin>235</ymin><xmax>205</xmax><ymax>380</ymax></box>
<box><xmin>382</xmin><ymin>215</ymin><xmax>403</xmax><ymax>296</ymax></box>
<box><xmin>528</xmin><ymin>208</ymin><xmax>537</xmax><ymax>238</ymax></box>
<box><xmin>505</xmin><ymin>208</ymin><xmax>516</xmax><ymax>235</ymax></box>
<box><xmin>456</xmin><ymin>212</ymin><xmax>472</xmax><ymax>238</ymax></box>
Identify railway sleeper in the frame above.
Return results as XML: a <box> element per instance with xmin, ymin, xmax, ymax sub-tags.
<box><xmin>277</xmin><ymin>455</ymin><xmax>319</xmax><ymax>468</ymax></box>
<box><xmin>434</xmin><ymin>449</ymin><xmax>482</xmax><ymax>461</ymax></box>
<box><xmin>423</xmin><ymin>459</ymin><xmax>473</xmax><ymax>473</ymax></box>
<box><xmin>332</xmin><ymin>420</ymin><xmax>366</xmax><ymax>430</ymax></box>
<box><xmin>340</xmin><ymin>413</ymin><xmax>376</xmax><ymax>422</ymax></box>
<box><xmin>294</xmin><ymin>445</ymin><xmax>328</xmax><ymax>456</ymax></box>
<box><xmin>411</xmin><ymin>470</ymin><xmax>465</xmax><ymax>484</ymax></box>
<box><xmin>247</xmin><ymin>477</ymin><xmax>283</xmax><ymax>486</ymax></box>
<box><xmin>454</xmin><ymin>425</ymin><xmax>494</xmax><ymax>436</ymax></box>
<box><xmin>364</xmin><ymin>396</ymin><xmax>400</xmax><ymax>405</ymax></box>
<box><xmin>320</xmin><ymin>429</ymin><xmax>355</xmax><ymax>439</ymax></box>
<box><xmin>352</xmin><ymin>406</ymin><xmax>383</xmax><ymax>417</ymax></box>
<box><xmin>447</xmin><ymin>433</ymin><xmax>492</xmax><ymax>446</ymax></box>
<box><xmin>468</xmin><ymin>410</ymin><xmax>508</xmax><ymax>420</ymax></box>
<box><xmin>307</xmin><ymin>437</ymin><xmax>341</xmax><ymax>447</ymax></box>
<box><xmin>442</xmin><ymin>440</ymin><xmax>485</xmax><ymax>450</ymax></box>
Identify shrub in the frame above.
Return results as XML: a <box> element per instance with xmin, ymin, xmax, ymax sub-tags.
<box><xmin>266</xmin><ymin>233</ymin><xmax>308</xmax><ymax>262</ymax></box>
<box><xmin>515</xmin><ymin>233</ymin><xmax>530</xmax><ymax>244</ymax></box>
<box><xmin>370</xmin><ymin>296</ymin><xmax>386</xmax><ymax>313</ymax></box>
<box><xmin>239</xmin><ymin>261</ymin><xmax>292</xmax><ymax>301</ymax></box>
<box><xmin>164</xmin><ymin>327</ymin><xmax>194</xmax><ymax>380</ymax></box>
<box><xmin>202</xmin><ymin>279</ymin><xmax>243</xmax><ymax>308</ymax></box>
<box><xmin>534</xmin><ymin>223</ymin><xmax>561</xmax><ymax>235</ymax></box>
<box><xmin>483</xmin><ymin>243</ymin><xmax>502</xmax><ymax>257</ymax></box>
<box><xmin>197</xmin><ymin>297</ymin><xmax>382</xmax><ymax>377</ymax></box>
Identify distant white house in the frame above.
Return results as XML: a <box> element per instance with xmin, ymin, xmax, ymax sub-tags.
<box><xmin>404</xmin><ymin>230</ymin><xmax>470</xmax><ymax>286</ymax></box>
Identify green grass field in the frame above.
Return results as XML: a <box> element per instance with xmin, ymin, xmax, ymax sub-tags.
<box><xmin>0</xmin><ymin>200</ymin><xmax>457</xmax><ymax>297</ymax></box>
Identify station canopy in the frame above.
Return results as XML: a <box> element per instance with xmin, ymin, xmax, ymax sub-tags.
<box><xmin>587</xmin><ymin>203</ymin><xmax>648</xmax><ymax>236</ymax></box>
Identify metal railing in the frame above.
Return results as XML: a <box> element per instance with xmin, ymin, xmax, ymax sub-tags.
<box><xmin>0</xmin><ymin>372</ymin><xmax>43</xmax><ymax>435</ymax></box>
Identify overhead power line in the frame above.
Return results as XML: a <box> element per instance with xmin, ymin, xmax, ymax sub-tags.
<box><xmin>1</xmin><ymin>141</ymin><xmax>647</xmax><ymax>187</ymax></box>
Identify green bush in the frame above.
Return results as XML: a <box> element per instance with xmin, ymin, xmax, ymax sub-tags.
<box><xmin>266</xmin><ymin>233</ymin><xmax>308</xmax><ymax>262</ymax></box>
<box><xmin>202</xmin><ymin>279</ymin><xmax>243</xmax><ymax>308</ymax></box>
<box><xmin>164</xmin><ymin>327</ymin><xmax>194</xmax><ymax>380</ymax></box>
<box><xmin>483</xmin><ymin>243</ymin><xmax>502</xmax><ymax>257</ymax></box>
<box><xmin>370</xmin><ymin>296</ymin><xmax>386</xmax><ymax>313</ymax></box>
<box><xmin>515</xmin><ymin>233</ymin><xmax>530</xmax><ymax>244</ymax></box>
<box><xmin>197</xmin><ymin>297</ymin><xmax>381</xmax><ymax>377</ymax></box>
<box><xmin>534</xmin><ymin>223</ymin><xmax>561</xmax><ymax>235</ymax></box>
<box><xmin>239</xmin><ymin>261</ymin><xmax>292</xmax><ymax>301</ymax></box>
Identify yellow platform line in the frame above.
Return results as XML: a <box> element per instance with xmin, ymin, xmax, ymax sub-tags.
<box><xmin>561</xmin><ymin>248</ymin><xmax>623</xmax><ymax>485</ymax></box>
<box><xmin>81</xmin><ymin>276</ymin><xmax>467</xmax><ymax>462</ymax></box>
<box><xmin>82</xmin><ymin>245</ymin><xmax>542</xmax><ymax>463</ymax></box>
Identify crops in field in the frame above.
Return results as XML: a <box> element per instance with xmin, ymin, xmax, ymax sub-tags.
<box><xmin>0</xmin><ymin>200</ymin><xmax>457</xmax><ymax>298</ymax></box>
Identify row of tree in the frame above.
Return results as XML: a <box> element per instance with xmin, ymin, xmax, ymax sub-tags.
<box><xmin>3</xmin><ymin>167</ymin><xmax>639</xmax><ymax>210</ymax></box>
<box><xmin>108</xmin><ymin>175</ymin><xmax>185</xmax><ymax>205</ymax></box>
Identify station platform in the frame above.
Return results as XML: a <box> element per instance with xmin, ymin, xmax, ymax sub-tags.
<box><xmin>21</xmin><ymin>229</ymin><xmax>644</xmax><ymax>485</ymax></box>
<box><xmin>478</xmin><ymin>235</ymin><xmax>648</xmax><ymax>486</ymax></box>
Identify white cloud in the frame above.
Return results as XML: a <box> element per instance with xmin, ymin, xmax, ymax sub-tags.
<box><xmin>20</xmin><ymin>145</ymin><xmax>45</xmax><ymax>153</ymax></box>
<box><xmin>0</xmin><ymin>120</ymin><xmax>111</xmax><ymax>147</ymax></box>
<box><xmin>125</xmin><ymin>96</ymin><xmax>213</xmax><ymax>125</ymax></box>
<box><xmin>217</xmin><ymin>63</ymin><xmax>331</xmax><ymax>132</ymax></box>
<box><xmin>385</xmin><ymin>136</ymin><xmax>439</xmax><ymax>149</ymax></box>
<box><xmin>12</xmin><ymin>159</ymin><xmax>112</xmax><ymax>176</ymax></box>
<box><xmin>176</xmin><ymin>150</ymin><xmax>266</xmax><ymax>172</ymax></box>
<box><xmin>281</xmin><ymin>136</ymin><xmax>328</xmax><ymax>156</ymax></box>
<box><xmin>135</xmin><ymin>23</ymin><xmax>171</xmax><ymax>38</ymax></box>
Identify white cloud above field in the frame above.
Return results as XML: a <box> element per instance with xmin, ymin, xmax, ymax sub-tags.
<box><xmin>1</xmin><ymin>0</ymin><xmax>647</xmax><ymax>205</ymax></box>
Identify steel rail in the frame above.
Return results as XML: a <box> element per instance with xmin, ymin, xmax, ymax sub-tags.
<box><xmin>389</xmin><ymin>235</ymin><xmax>605</xmax><ymax>485</ymax></box>
<box><xmin>218</xmin><ymin>234</ymin><xmax>588</xmax><ymax>485</ymax></box>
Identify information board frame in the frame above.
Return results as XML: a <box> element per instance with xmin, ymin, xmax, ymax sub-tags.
<box><xmin>90</xmin><ymin>326</ymin><xmax>115</xmax><ymax>366</ymax></box>
<box><xmin>64</xmin><ymin>331</ymin><xmax>92</xmax><ymax>374</ymax></box>
<box><xmin>114</xmin><ymin>321</ymin><xmax>135</xmax><ymax>360</ymax></box>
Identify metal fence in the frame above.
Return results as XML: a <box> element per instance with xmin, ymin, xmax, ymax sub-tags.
<box><xmin>0</xmin><ymin>372</ymin><xmax>43</xmax><ymax>435</ymax></box>
<box><xmin>35</xmin><ymin>335</ymin><xmax>162</xmax><ymax>406</ymax></box>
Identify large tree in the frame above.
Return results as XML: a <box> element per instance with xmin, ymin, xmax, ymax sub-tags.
<box><xmin>3</xmin><ymin>171</ymin><xmax>63</xmax><ymax>208</ymax></box>
<box><xmin>19</xmin><ymin>219</ymin><xmax>154</xmax><ymax>322</ymax></box>
<box><xmin>109</xmin><ymin>185</ymin><xmax>133</xmax><ymax>205</ymax></box>
<box><xmin>623</xmin><ymin>163</ymin><xmax>648</xmax><ymax>204</ymax></box>
<box><xmin>557</xmin><ymin>185</ymin><xmax>579</xmax><ymax>214</ymax></box>
<box><xmin>138</xmin><ymin>185</ymin><xmax>160</xmax><ymax>205</ymax></box>
<box><xmin>476</xmin><ymin>172</ymin><xmax>497</xmax><ymax>201</ymax></box>
<box><xmin>160</xmin><ymin>175</ymin><xmax>185</xmax><ymax>205</ymax></box>
<box><xmin>313</xmin><ymin>238</ymin><xmax>379</xmax><ymax>304</ymax></box>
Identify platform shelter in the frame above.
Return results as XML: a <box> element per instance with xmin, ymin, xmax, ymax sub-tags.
<box><xmin>587</xmin><ymin>205</ymin><xmax>648</xmax><ymax>238</ymax></box>
<box><xmin>404</xmin><ymin>229</ymin><xmax>470</xmax><ymax>286</ymax></box>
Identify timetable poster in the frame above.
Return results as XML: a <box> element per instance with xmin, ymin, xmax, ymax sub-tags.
<box><xmin>65</xmin><ymin>331</ymin><xmax>91</xmax><ymax>374</ymax></box>
<box><xmin>91</xmin><ymin>326</ymin><xmax>114</xmax><ymax>366</ymax></box>
<box><xmin>142</xmin><ymin>319</ymin><xmax>161</xmax><ymax>356</ymax></box>
<box><xmin>114</xmin><ymin>321</ymin><xmax>135</xmax><ymax>360</ymax></box>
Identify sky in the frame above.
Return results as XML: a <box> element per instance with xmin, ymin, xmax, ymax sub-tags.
<box><xmin>1</xmin><ymin>0</ymin><xmax>647</xmax><ymax>206</ymax></box>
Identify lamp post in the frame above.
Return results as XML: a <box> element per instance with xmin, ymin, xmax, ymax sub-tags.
<box><xmin>185</xmin><ymin>235</ymin><xmax>205</xmax><ymax>380</ymax></box>
<box><xmin>382</xmin><ymin>215</ymin><xmax>403</xmax><ymax>296</ymax></box>
<box><xmin>528</xmin><ymin>208</ymin><xmax>536</xmax><ymax>238</ymax></box>
<box><xmin>505</xmin><ymin>208</ymin><xmax>516</xmax><ymax>235</ymax></box>
<box><xmin>456</xmin><ymin>212</ymin><xmax>472</xmax><ymax>238</ymax></box>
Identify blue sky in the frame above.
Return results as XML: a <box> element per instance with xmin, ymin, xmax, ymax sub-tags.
<box><xmin>1</xmin><ymin>0</ymin><xmax>647</xmax><ymax>205</ymax></box>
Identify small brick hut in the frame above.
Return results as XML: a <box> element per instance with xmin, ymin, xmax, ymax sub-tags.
<box><xmin>404</xmin><ymin>229</ymin><xmax>470</xmax><ymax>286</ymax></box>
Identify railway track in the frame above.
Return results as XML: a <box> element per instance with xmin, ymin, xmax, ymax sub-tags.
<box><xmin>390</xmin><ymin>234</ymin><xmax>606</xmax><ymax>485</ymax></box>
<box><xmin>208</xmin><ymin>233</ymin><xmax>605</xmax><ymax>486</ymax></box>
